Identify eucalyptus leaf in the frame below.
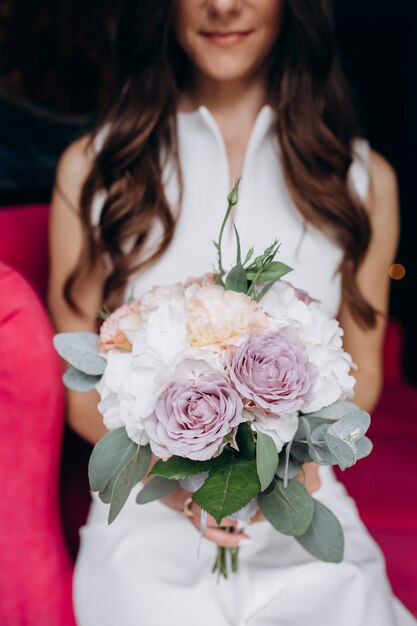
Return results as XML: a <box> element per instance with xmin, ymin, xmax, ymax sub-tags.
<box><xmin>193</xmin><ymin>457</ymin><xmax>260</xmax><ymax>524</ymax></box>
<box><xmin>310</xmin><ymin>422</ymin><xmax>331</xmax><ymax>444</ymax></box>
<box><xmin>285</xmin><ymin>439</ymin><xmax>299</xmax><ymax>487</ymax></box>
<box><xmin>302</xmin><ymin>400</ymin><xmax>358</xmax><ymax>421</ymax></box>
<box><xmin>100</xmin><ymin>444</ymin><xmax>152</xmax><ymax>504</ymax></box>
<box><xmin>276</xmin><ymin>451</ymin><xmax>302</xmax><ymax>483</ymax></box>
<box><xmin>225</xmin><ymin>264</ymin><xmax>248</xmax><ymax>293</ymax></box>
<box><xmin>136</xmin><ymin>476</ymin><xmax>179</xmax><ymax>504</ymax></box>
<box><xmin>326</xmin><ymin>410</ymin><xmax>371</xmax><ymax>441</ymax></box>
<box><xmin>290</xmin><ymin>442</ymin><xmax>314</xmax><ymax>464</ymax></box>
<box><xmin>258</xmin><ymin>478</ymin><xmax>314</xmax><ymax>536</ymax></box>
<box><xmin>150</xmin><ymin>456</ymin><xmax>210</xmax><ymax>480</ymax></box>
<box><xmin>53</xmin><ymin>332</ymin><xmax>106</xmax><ymax>375</ymax></box>
<box><xmin>297</xmin><ymin>416</ymin><xmax>333</xmax><ymax>439</ymax></box>
<box><xmin>325</xmin><ymin>434</ymin><xmax>357</xmax><ymax>470</ymax></box>
<box><xmin>300</xmin><ymin>417</ymin><xmax>325</xmax><ymax>463</ymax></box>
<box><xmin>295</xmin><ymin>499</ymin><xmax>344</xmax><ymax>563</ymax></box>
<box><xmin>89</xmin><ymin>428</ymin><xmax>137</xmax><ymax>492</ymax></box>
<box><xmin>108</xmin><ymin>444</ymin><xmax>152</xmax><ymax>524</ymax></box>
<box><xmin>63</xmin><ymin>366</ymin><xmax>101</xmax><ymax>392</ymax></box>
<box><xmin>256</xmin><ymin>431</ymin><xmax>279</xmax><ymax>491</ymax></box>
<box><xmin>356</xmin><ymin>435</ymin><xmax>373</xmax><ymax>460</ymax></box>
<box><xmin>246</xmin><ymin>261</ymin><xmax>293</xmax><ymax>282</ymax></box>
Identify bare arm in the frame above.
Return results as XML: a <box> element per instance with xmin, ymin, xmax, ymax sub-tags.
<box><xmin>338</xmin><ymin>149</ymin><xmax>400</xmax><ymax>414</ymax></box>
<box><xmin>47</xmin><ymin>135</ymin><xmax>109</xmax><ymax>445</ymax></box>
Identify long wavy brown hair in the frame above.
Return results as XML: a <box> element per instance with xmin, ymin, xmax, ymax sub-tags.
<box><xmin>64</xmin><ymin>0</ymin><xmax>378</xmax><ymax>329</ymax></box>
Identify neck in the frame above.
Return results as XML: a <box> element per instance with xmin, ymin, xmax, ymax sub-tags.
<box><xmin>179</xmin><ymin>70</ymin><xmax>270</xmax><ymax>130</ymax></box>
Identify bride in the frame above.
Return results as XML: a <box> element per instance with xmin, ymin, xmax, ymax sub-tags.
<box><xmin>48</xmin><ymin>1</ymin><xmax>416</xmax><ymax>624</ymax></box>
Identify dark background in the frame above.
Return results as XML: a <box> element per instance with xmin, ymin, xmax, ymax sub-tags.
<box><xmin>0</xmin><ymin>0</ymin><xmax>416</xmax><ymax>379</ymax></box>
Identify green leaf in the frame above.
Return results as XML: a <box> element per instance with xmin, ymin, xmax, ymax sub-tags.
<box><xmin>290</xmin><ymin>442</ymin><xmax>314</xmax><ymax>464</ymax></box>
<box><xmin>99</xmin><ymin>444</ymin><xmax>152</xmax><ymax>505</ymax></box>
<box><xmin>193</xmin><ymin>457</ymin><xmax>261</xmax><ymax>524</ymax></box>
<box><xmin>232</xmin><ymin>222</ymin><xmax>241</xmax><ymax>264</ymax></box>
<box><xmin>300</xmin><ymin>417</ymin><xmax>325</xmax><ymax>463</ymax></box>
<box><xmin>276</xmin><ymin>451</ymin><xmax>302</xmax><ymax>483</ymax></box>
<box><xmin>326</xmin><ymin>410</ymin><xmax>371</xmax><ymax>441</ymax></box>
<box><xmin>325</xmin><ymin>434</ymin><xmax>357</xmax><ymax>470</ymax></box>
<box><xmin>295</xmin><ymin>499</ymin><xmax>344</xmax><ymax>563</ymax></box>
<box><xmin>136</xmin><ymin>476</ymin><xmax>179</xmax><ymax>504</ymax></box>
<box><xmin>243</xmin><ymin>246</ymin><xmax>254</xmax><ymax>265</ymax></box>
<box><xmin>150</xmin><ymin>456</ymin><xmax>210</xmax><ymax>480</ymax></box>
<box><xmin>246</xmin><ymin>261</ymin><xmax>293</xmax><ymax>282</ymax></box>
<box><xmin>63</xmin><ymin>366</ymin><xmax>101</xmax><ymax>392</ymax></box>
<box><xmin>53</xmin><ymin>332</ymin><xmax>106</xmax><ymax>375</ymax></box>
<box><xmin>255</xmin><ymin>278</ymin><xmax>281</xmax><ymax>303</ymax></box>
<box><xmin>225</xmin><ymin>264</ymin><xmax>248</xmax><ymax>293</ymax></box>
<box><xmin>108</xmin><ymin>444</ymin><xmax>152</xmax><ymax>524</ymax></box>
<box><xmin>88</xmin><ymin>428</ymin><xmax>137</xmax><ymax>492</ymax></box>
<box><xmin>97</xmin><ymin>308</ymin><xmax>111</xmax><ymax>321</ymax></box>
<box><xmin>256</xmin><ymin>431</ymin><xmax>279</xmax><ymax>491</ymax></box>
<box><xmin>258</xmin><ymin>478</ymin><xmax>314</xmax><ymax>536</ymax></box>
<box><xmin>235</xmin><ymin>422</ymin><xmax>256</xmax><ymax>459</ymax></box>
<box><xmin>356</xmin><ymin>435</ymin><xmax>373</xmax><ymax>460</ymax></box>
<box><xmin>302</xmin><ymin>400</ymin><xmax>358</xmax><ymax>421</ymax></box>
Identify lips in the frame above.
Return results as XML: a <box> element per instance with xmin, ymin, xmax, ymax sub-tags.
<box><xmin>199</xmin><ymin>30</ymin><xmax>254</xmax><ymax>47</ymax></box>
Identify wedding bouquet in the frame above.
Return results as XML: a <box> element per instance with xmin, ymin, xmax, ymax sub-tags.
<box><xmin>54</xmin><ymin>180</ymin><xmax>372</xmax><ymax>578</ymax></box>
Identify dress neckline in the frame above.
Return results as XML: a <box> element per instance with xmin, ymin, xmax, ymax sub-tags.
<box><xmin>176</xmin><ymin>103</ymin><xmax>278</xmax><ymax>191</ymax></box>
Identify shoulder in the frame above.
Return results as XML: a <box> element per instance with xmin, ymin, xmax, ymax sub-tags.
<box><xmin>368</xmin><ymin>148</ymin><xmax>398</xmax><ymax>200</ymax></box>
<box><xmin>52</xmin><ymin>133</ymin><xmax>97</xmax><ymax>217</ymax></box>
<box><xmin>363</xmin><ymin>147</ymin><xmax>400</xmax><ymax>255</ymax></box>
<box><xmin>56</xmin><ymin>133</ymin><xmax>96</xmax><ymax>189</ymax></box>
<box><xmin>364</xmin><ymin>147</ymin><xmax>399</xmax><ymax>217</ymax></box>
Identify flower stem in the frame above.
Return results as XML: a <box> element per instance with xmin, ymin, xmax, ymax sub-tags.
<box><xmin>215</xmin><ymin>178</ymin><xmax>241</xmax><ymax>279</ymax></box>
<box><xmin>212</xmin><ymin>528</ymin><xmax>240</xmax><ymax>580</ymax></box>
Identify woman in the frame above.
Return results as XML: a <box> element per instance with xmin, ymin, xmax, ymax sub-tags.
<box><xmin>48</xmin><ymin>1</ymin><xmax>415</xmax><ymax>624</ymax></box>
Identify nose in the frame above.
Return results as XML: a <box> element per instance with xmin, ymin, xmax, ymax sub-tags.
<box><xmin>206</xmin><ymin>0</ymin><xmax>243</xmax><ymax>14</ymax></box>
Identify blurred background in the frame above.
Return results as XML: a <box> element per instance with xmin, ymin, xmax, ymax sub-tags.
<box><xmin>0</xmin><ymin>1</ymin><xmax>416</xmax><ymax>624</ymax></box>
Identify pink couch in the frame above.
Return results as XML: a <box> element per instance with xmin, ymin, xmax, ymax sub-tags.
<box><xmin>0</xmin><ymin>203</ymin><xmax>416</xmax><ymax>624</ymax></box>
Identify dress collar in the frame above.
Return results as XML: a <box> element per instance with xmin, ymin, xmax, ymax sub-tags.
<box><xmin>176</xmin><ymin>104</ymin><xmax>278</xmax><ymax>190</ymax></box>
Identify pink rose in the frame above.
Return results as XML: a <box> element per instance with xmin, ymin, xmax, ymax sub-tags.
<box><xmin>145</xmin><ymin>369</ymin><xmax>243</xmax><ymax>461</ymax></box>
<box><xmin>229</xmin><ymin>326</ymin><xmax>318</xmax><ymax>414</ymax></box>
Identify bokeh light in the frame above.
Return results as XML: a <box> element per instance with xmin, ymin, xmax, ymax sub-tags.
<box><xmin>389</xmin><ymin>264</ymin><xmax>406</xmax><ymax>280</ymax></box>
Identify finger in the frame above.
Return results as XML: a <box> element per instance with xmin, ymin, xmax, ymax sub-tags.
<box><xmin>189</xmin><ymin>515</ymin><xmax>250</xmax><ymax>548</ymax></box>
<box><xmin>248</xmin><ymin>510</ymin><xmax>266</xmax><ymax>525</ymax></box>
<box><xmin>190</xmin><ymin>504</ymin><xmax>237</xmax><ymax>529</ymax></box>
<box><xmin>203</xmin><ymin>525</ymin><xmax>251</xmax><ymax>549</ymax></box>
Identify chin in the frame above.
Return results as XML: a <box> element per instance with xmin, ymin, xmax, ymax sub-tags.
<box><xmin>196</xmin><ymin>58</ymin><xmax>260</xmax><ymax>84</ymax></box>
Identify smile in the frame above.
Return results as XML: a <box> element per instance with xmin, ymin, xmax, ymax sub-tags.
<box><xmin>199</xmin><ymin>30</ymin><xmax>254</xmax><ymax>47</ymax></box>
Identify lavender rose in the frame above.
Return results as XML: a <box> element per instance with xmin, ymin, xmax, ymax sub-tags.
<box><xmin>145</xmin><ymin>369</ymin><xmax>243</xmax><ymax>461</ymax></box>
<box><xmin>230</xmin><ymin>326</ymin><xmax>318</xmax><ymax>414</ymax></box>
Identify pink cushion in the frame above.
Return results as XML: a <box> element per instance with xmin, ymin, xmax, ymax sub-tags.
<box><xmin>0</xmin><ymin>262</ymin><xmax>76</xmax><ymax>626</ymax></box>
<box><xmin>0</xmin><ymin>205</ymin><xmax>49</xmax><ymax>300</ymax></box>
<box><xmin>336</xmin><ymin>380</ymin><xmax>417</xmax><ymax>616</ymax></box>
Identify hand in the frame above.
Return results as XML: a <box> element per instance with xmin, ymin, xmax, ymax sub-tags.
<box><xmin>294</xmin><ymin>461</ymin><xmax>321</xmax><ymax>494</ymax></box>
<box><xmin>143</xmin><ymin>454</ymin><xmax>251</xmax><ymax>548</ymax></box>
<box><xmin>159</xmin><ymin>486</ymin><xmax>250</xmax><ymax>548</ymax></box>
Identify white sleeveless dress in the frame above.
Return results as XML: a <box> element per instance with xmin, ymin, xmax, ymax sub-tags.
<box><xmin>73</xmin><ymin>105</ymin><xmax>416</xmax><ymax>626</ymax></box>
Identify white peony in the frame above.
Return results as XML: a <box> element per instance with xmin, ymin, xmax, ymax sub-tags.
<box><xmin>260</xmin><ymin>280</ymin><xmax>356</xmax><ymax>414</ymax></box>
<box><xmin>244</xmin><ymin>408</ymin><xmax>299</xmax><ymax>453</ymax></box>
<box><xmin>185</xmin><ymin>283</ymin><xmax>269</xmax><ymax>348</ymax></box>
<box><xmin>132</xmin><ymin>300</ymin><xmax>189</xmax><ymax>366</ymax></box>
<box><xmin>260</xmin><ymin>280</ymin><xmax>311</xmax><ymax>327</ymax></box>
